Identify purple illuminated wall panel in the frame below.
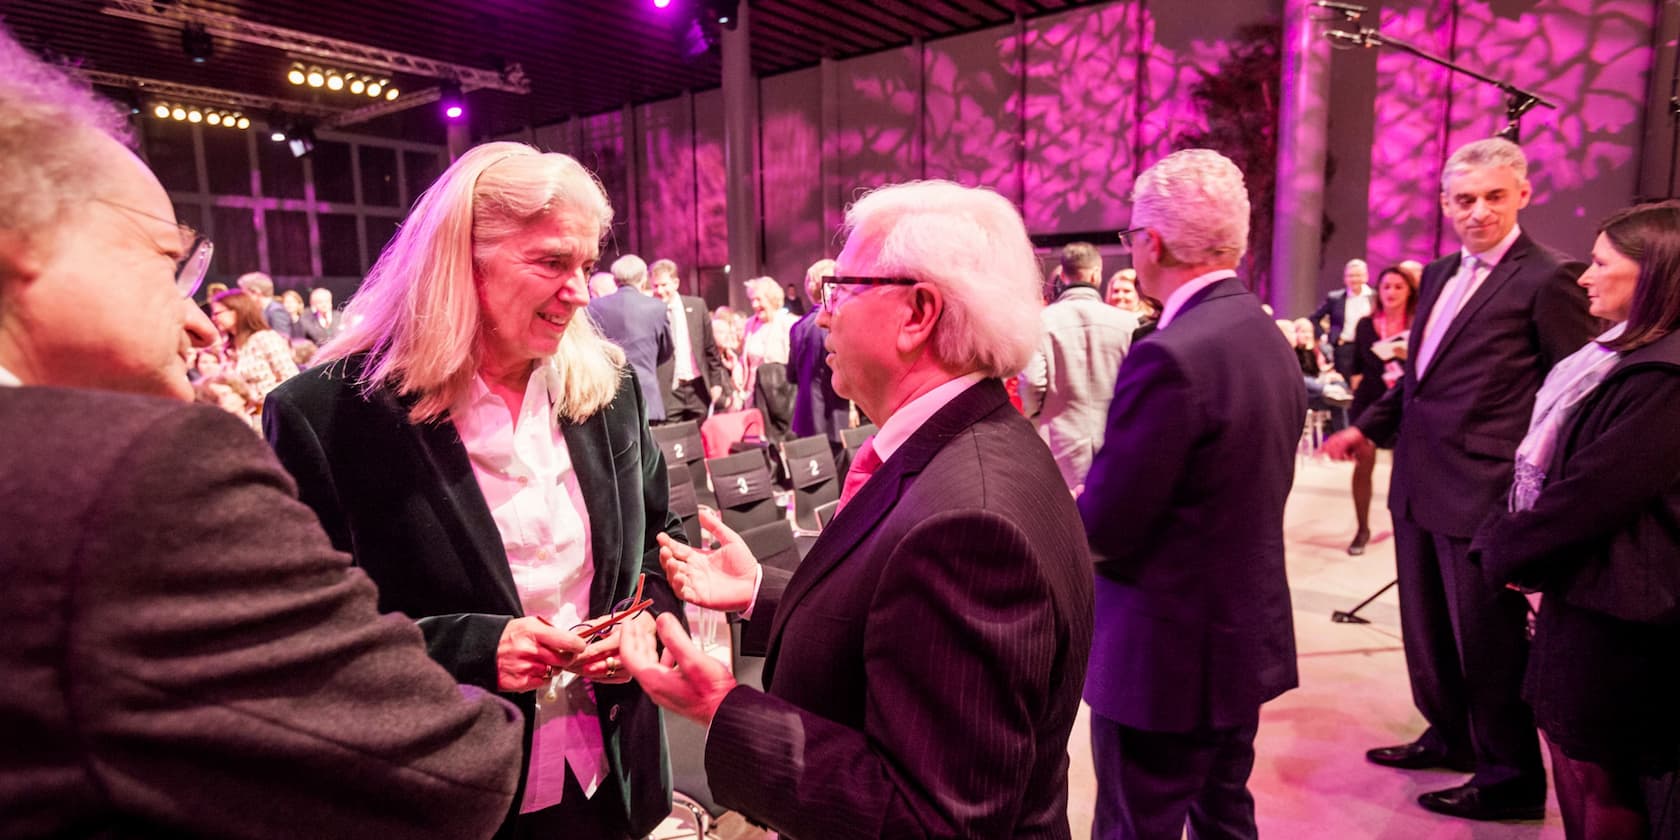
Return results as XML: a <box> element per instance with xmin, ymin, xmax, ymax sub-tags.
<box><xmin>635</xmin><ymin>97</ymin><xmax>699</xmax><ymax>284</ymax></box>
<box><xmin>833</xmin><ymin>46</ymin><xmax>921</xmax><ymax>213</ymax></box>
<box><xmin>692</xmin><ymin>89</ymin><xmax>728</xmax><ymax>269</ymax></box>
<box><xmin>1367</xmin><ymin>0</ymin><xmax>1652</xmax><ymax>266</ymax></box>
<box><xmin>759</xmin><ymin>66</ymin><xmax>827</xmax><ymax>290</ymax></box>
<box><xmin>1023</xmin><ymin>4</ymin><xmax>1141</xmax><ymax>233</ymax></box>
<box><xmin>577</xmin><ymin>111</ymin><xmax>630</xmax><ymax>255</ymax></box>
<box><xmin>923</xmin><ymin>27</ymin><xmax>1024</xmax><ymax>204</ymax></box>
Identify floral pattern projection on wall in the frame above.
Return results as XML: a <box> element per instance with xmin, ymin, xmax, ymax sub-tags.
<box><xmin>577</xmin><ymin>111</ymin><xmax>632</xmax><ymax>256</ymax></box>
<box><xmin>692</xmin><ymin>89</ymin><xmax>729</xmax><ymax>269</ymax></box>
<box><xmin>759</xmin><ymin>67</ymin><xmax>827</xmax><ymax>289</ymax></box>
<box><xmin>923</xmin><ymin>28</ymin><xmax>1023</xmax><ymax>208</ymax></box>
<box><xmin>1366</xmin><ymin>0</ymin><xmax>1653</xmax><ymax>268</ymax></box>
<box><xmin>636</xmin><ymin>96</ymin><xmax>700</xmax><ymax>279</ymax></box>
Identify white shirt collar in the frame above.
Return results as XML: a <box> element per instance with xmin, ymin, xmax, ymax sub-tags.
<box><xmin>1464</xmin><ymin>223</ymin><xmax>1523</xmax><ymax>267</ymax></box>
<box><xmin>1158</xmin><ymin>269</ymin><xmax>1238</xmax><ymax>329</ymax></box>
<box><xmin>869</xmin><ymin>371</ymin><xmax>986</xmax><ymax>465</ymax></box>
<box><xmin>0</xmin><ymin>363</ymin><xmax>19</xmax><ymax>387</ymax></box>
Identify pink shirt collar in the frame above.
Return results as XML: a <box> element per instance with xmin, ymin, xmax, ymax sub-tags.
<box><xmin>869</xmin><ymin>371</ymin><xmax>986</xmax><ymax>465</ymax></box>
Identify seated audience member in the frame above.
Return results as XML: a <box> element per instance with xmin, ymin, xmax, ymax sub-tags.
<box><xmin>0</xmin><ymin>28</ymin><xmax>522</xmax><ymax>838</ymax></box>
<box><xmin>237</xmin><ymin>271</ymin><xmax>294</xmax><ymax>337</ymax></box>
<box><xmin>1472</xmin><ymin>201</ymin><xmax>1680</xmax><ymax>840</ymax></box>
<box><xmin>264</xmin><ymin>142</ymin><xmax>684</xmax><ymax>839</ymax></box>
<box><xmin>291</xmin><ymin>337</ymin><xmax>319</xmax><ymax>369</ymax></box>
<box><xmin>623</xmin><ymin>180</ymin><xmax>1093</xmax><ymax>838</ymax></box>
<box><xmin>1293</xmin><ymin>317</ymin><xmax>1353</xmax><ymax>413</ymax></box>
<box><xmin>194</xmin><ymin>372</ymin><xmax>260</xmax><ymax>430</ymax></box>
<box><xmin>1345</xmin><ymin>265</ymin><xmax>1418</xmax><ymax>555</ymax></box>
<box><xmin>209</xmin><ymin>288</ymin><xmax>299</xmax><ymax>413</ymax></box>
<box><xmin>300</xmin><ymin>287</ymin><xmax>344</xmax><ymax>345</ymax></box>
<box><xmin>279</xmin><ymin>288</ymin><xmax>307</xmax><ymax>339</ymax></box>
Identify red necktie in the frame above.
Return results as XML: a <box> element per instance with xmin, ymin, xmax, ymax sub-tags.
<box><xmin>836</xmin><ymin>437</ymin><xmax>881</xmax><ymax>513</ymax></box>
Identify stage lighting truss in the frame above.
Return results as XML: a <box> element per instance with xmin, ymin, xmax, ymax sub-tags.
<box><xmin>149</xmin><ymin>100</ymin><xmax>250</xmax><ymax>129</ymax></box>
<box><xmin>102</xmin><ymin>1</ymin><xmax>528</xmax><ymax>95</ymax></box>
<box><xmin>286</xmin><ymin>62</ymin><xmax>401</xmax><ymax>101</ymax></box>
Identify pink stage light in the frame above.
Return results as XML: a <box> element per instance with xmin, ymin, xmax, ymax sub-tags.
<box><xmin>654</xmin><ymin>0</ymin><xmax>671</xmax><ymax>7</ymax></box>
<box><xmin>445</xmin><ymin>105</ymin><xmax>464</xmax><ymax>120</ymax></box>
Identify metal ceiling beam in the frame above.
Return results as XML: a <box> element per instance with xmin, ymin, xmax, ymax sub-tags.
<box><xmin>100</xmin><ymin>0</ymin><xmax>530</xmax><ymax>94</ymax></box>
<box><xmin>78</xmin><ymin>69</ymin><xmax>341</xmax><ymax>117</ymax></box>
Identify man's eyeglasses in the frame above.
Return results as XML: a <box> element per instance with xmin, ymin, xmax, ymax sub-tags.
<box><xmin>98</xmin><ymin>199</ymin><xmax>214</xmax><ymax>299</ymax></box>
<box><xmin>818</xmin><ymin>275</ymin><xmax>918</xmax><ymax>313</ymax></box>
<box><xmin>1116</xmin><ymin>226</ymin><xmax>1148</xmax><ymax>254</ymax></box>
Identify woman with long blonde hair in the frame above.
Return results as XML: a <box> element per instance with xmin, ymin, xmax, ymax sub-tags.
<box><xmin>264</xmin><ymin>142</ymin><xmax>682</xmax><ymax>839</ymax></box>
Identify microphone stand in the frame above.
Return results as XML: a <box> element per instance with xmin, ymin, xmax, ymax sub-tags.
<box><xmin>1325</xmin><ymin>26</ymin><xmax>1557</xmax><ymax>142</ymax></box>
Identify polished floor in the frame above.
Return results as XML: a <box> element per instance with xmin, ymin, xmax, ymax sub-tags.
<box><xmin>666</xmin><ymin>453</ymin><xmax>1565</xmax><ymax>839</ymax></box>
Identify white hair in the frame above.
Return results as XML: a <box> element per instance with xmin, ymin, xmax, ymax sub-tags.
<box><xmin>1441</xmin><ymin>138</ymin><xmax>1528</xmax><ymax>192</ymax></box>
<box><xmin>0</xmin><ymin>26</ymin><xmax>134</xmax><ymax>252</ymax></box>
<box><xmin>1131</xmin><ymin>149</ymin><xmax>1250</xmax><ymax>267</ymax></box>
<box><xmin>842</xmin><ymin>180</ymin><xmax>1042</xmax><ymax>378</ymax></box>
<box><xmin>611</xmin><ymin>254</ymin><xmax>648</xmax><ymax>289</ymax></box>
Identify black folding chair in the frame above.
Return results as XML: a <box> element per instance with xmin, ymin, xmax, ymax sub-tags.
<box><xmin>780</xmin><ymin>434</ymin><xmax>840</xmax><ymax>532</ymax></box>
<box><xmin>664</xmin><ymin>461</ymin><xmax>703</xmax><ymax>548</ymax></box>
<box><xmin>652</xmin><ymin>420</ymin><xmax>715</xmax><ymax>509</ymax></box>
<box><xmin>705</xmin><ymin>449</ymin><xmax>782</xmax><ymax>534</ymax></box>
<box><xmin>839</xmin><ymin>423</ymin><xmax>878</xmax><ymax>474</ymax></box>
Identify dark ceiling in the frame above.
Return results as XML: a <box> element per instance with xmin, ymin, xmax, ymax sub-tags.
<box><xmin>4</xmin><ymin>0</ymin><xmax>1096</xmax><ymax>144</ymax></box>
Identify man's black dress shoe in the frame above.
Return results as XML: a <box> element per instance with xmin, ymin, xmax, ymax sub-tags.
<box><xmin>1365</xmin><ymin>742</ymin><xmax>1474</xmax><ymax>772</ymax></box>
<box><xmin>1417</xmin><ymin>782</ymin><xmax>1545</xmax><ymax>821</ymax></box>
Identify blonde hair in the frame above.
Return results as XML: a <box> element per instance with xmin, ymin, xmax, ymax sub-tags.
<box><xmin>745</xmin><ymin>276</ymin><xmax>784</xmax><ymax>311</ymax></box>
<box><xmin>804</xmin><ymin>258</ymin><xmax>837</xmax><ymax>301</ymax></box>
<box><xmin>319</xmin><ymin>142</ymin><xmax>625</xmax><ymax>423</ymax></box>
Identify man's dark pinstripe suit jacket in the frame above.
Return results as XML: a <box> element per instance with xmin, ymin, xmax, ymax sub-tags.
<box><xmin>706</xmin><ymin>377</ymin><xmax>1095</xmax><ymax>839</ymax></box>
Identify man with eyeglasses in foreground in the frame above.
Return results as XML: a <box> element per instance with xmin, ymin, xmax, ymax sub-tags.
<box><xmin>620</xmin><ymin>180</ymin><xmax>1095</xmax><ymax>838</ymax></box>
<box><xmin>0</xmin><ymin>29</ymin><xmax>524</xmax><ymax>839</ymax></box>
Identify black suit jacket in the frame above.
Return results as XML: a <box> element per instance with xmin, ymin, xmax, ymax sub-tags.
<box><xmin>656</xmin><ymin>294</ymin><xmax>726</xmax><ymax>401</ymax></box>
<box><xmin>0</xmin><ymin>387</ymin><xmax>523</xmax><ymax>839</ymax></box>
<box><xmin>1357</xmin><ymin>231</ymin><xmax>1596</xmax><ymax>537</ymax></box>
<box><xmin>263</xmin><ymin>356</ymin><xmax>684</xmax><ymax>836</ymax></box>
<box><xmin>787</xmin><ymin>310</ymin><xmax>849</xmax><ymax>444</ymax></box>
<box><xmin>706</xmin><ymin>379</ymin><xmax>1094</xmax><ymax>839</ymax></box>
<box><xmin>586</xmin><ymin>287</ymin><xmax>675</xmax><ymax>422</ymax></box>
<box><xmin>1079</xmin><ymin>277</ymin><xmax>1306</xmax><ymax>732</ymax></box>
<box><xmin>1308</xmin><ymin>287</ymin><xmax>1360</xmax><ymax>342</ymax></box>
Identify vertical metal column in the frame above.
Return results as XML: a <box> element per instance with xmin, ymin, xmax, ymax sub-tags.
<box><xmin>721</xmin><ymin>0</ymin><xmax>760</xmax><ymax>310</ymax></box>
<box><xmin>1271</xmin><ymin>0</ymin><xmax>1333</xmax><ymax>317</ymax></box>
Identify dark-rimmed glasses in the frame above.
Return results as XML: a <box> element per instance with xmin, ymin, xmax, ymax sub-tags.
<box><xmin>819</xmin><ymin>275</ymin><xmax>918</xmax><ymax>313</ymax></box>
<box><xmin>97</xmin><ymin>199</ymin><xmax>214</xmax><ymax>299</ymax></box>
<box><xmin>568</xmin><ymin>573</ymin><xmax>655</xmax><ymax>645</ymax></box>
<box><xmin>1116</xmin><ymin>226</ymin><xmax>1148</xmax><ymax>254</ymax></box>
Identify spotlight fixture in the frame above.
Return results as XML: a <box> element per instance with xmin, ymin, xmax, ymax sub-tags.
<box><xmin>235</xmin><ymin>115</ymin><xmax>250</xmax><ymax>130</ymax></box>
<box><xmin>326</xmin><ymin>71</ymin><xmax>344</xmax><ymax>91</ymax></box>
<box><xmin>171</xmin><ymin>106</ymin><xmax>186</xmax><ymax>121</ymax></box>
<box><xmin>270</xmin><ymin>128</ymin><xmax>287</xmax><ymax>142</ymax></box>
<box><xmin>306</xmin><ymin>66</ymin><xmax>325</xmax><ymax>88</ymax></box>
<box><xmin>438</xmin><ymin>80</ymin><xmax>465</xmax><ymax>121</ymax></box>
<box><xmin>187</xmin><ymin>109</ymin><xmax>203</xmax><ymax>123</ymax></box>
<box><xmin>181</xmin><ymin>22</ymin><xmax>213</xmax><ymax>63</ymax></box>
<box><xmin>654</xmin><ymin>0</ymin><xmax>671</xmax><ymax>7</ymax></box>
<box><xmin>153</xmin><ymin>103</ymin><xmax>170</xmax><ymax>119</ymax></box>
<box><xmin>287</xmin><ymin>63</ymin><xmax>306</xmax><ymax>85</ymax></box>
<box><xmin>365</xmin><ymin>80</ymin><xmax>383</xmax><ymax>98</ymax></box>
<box><xmin>385</xmin><ymin>87</ymin><xmax>399</xmax><ymax>100</ymax></box>
<box><xmin>285</xmin><ymin>122</ymin><xmax>318</xmax><ymax>159</ymax></box>
<box><xmin>348</xmin><ymin>75</ymin><xmax>365</xmax><ymax>94</ymax></box>
<box><xmin>206</xmin><ymin>112</ymin><xmax>222</xmax><ymax>126</ymax></box>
